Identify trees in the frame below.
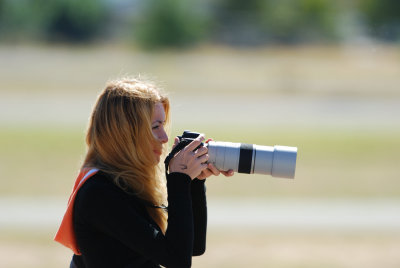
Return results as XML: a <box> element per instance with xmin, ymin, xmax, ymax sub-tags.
<box><xmin>0</xmin><ymin>0</ymin><xmax>108</xmax><ymax>42</ymax></box>
<box><xmin>359</xmin><ymin>0</ymin><xmax>400</xmax><ymax>41</ymax></box>
<box><xmin>133</xmin><ymin>0</ymin><xmax>209</xmax><ymax>49</ymax></box>
<box><xmin>0</xmin><ymin>0</ymin><xmax>398</xmax><ymax>47</ymax></box>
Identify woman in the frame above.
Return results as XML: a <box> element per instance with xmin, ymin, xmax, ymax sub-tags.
<box><xmin>54</xmin><ymin>77</ymin><xmax>233</xmax><ymax>267</ymax></box>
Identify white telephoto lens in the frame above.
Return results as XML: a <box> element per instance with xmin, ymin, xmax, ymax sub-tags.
<box><xmin>207</xmin><ymin>141</ymin><xmax>297</xmax><ymax>179</ymax></box>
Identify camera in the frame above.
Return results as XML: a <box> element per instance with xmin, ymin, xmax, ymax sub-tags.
<box><xmin>176</xmin><ymin>130</ymin><xmax>297</xmax><ymax>179</ymax></box>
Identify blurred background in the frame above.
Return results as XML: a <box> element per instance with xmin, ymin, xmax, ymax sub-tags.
<box><xmin>1</xmin><ymin>0</ymin><xmax>399</xmax><ymax>267</ymax></box>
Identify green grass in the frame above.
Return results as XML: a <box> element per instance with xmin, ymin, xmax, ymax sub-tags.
<box><xmin>1</xmin><ymin>125</ymin><xmax>399</xmax><ymax>198</ymax></box>
<box><xmin>0</xmin><ymin>126</ymin><xmax>86</xmax><ymax>197</ymax></box>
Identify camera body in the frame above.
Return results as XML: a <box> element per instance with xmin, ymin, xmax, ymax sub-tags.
<box><xmin>177</xmin><ymin>130</ymin><xmax>203</xmax><ymax>148</ymax></box>
<box><xmin>177</xmin><ymin>130</ymin><xmax>297</xmax><ymax>179</ymax></box>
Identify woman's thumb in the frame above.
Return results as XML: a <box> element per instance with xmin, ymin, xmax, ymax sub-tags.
<box><xmin>171</xmin><ymin>137</ymin><xmax>179</xmax><ymax>150</ymax></box>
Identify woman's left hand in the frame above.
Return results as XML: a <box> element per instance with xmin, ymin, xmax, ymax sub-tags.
<box><xmin>197</xmin><ymin>162</ymin><xmax>234</xmax><ymax>180</ymax></box>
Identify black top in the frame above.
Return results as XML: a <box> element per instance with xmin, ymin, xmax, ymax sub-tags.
<box><xmin>71</xmin><ymin>171</ymin><xmax>207</xmax><ymax>268</ymax></box>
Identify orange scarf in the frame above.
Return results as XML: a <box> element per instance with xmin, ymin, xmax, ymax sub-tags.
<box><xmin>54</xmin><ymin>168</ymin><xmax>99</xmax><ymax>255</ymax></box>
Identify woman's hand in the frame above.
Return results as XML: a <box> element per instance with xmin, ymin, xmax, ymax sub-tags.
<box><xmin>168</xmin><ymin>135</ymin><xmax>209</xmax><ymax>180</ymax></box>
<box><xmin>197</xmin><ymin>163</ymin><xmax>234</xmax><ymax>180</ymax></box>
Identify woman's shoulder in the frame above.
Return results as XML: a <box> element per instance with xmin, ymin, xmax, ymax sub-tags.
<box><xmin>75</xmin><ymin>171</ymin><xmax>150</xmax><ymax>210</ymax></box>
<box><xmin>73</xmin><ymin>170</ymin><xmax>153</xmax><ymax>223</ymax></box>
<box><xmin>80</xmin><ymin>171</ymin><xmax>118</xmax><ymax>191</ymax></box>
<box><xmin>75</xmin><ymin>171</ymin><xmax>126</xmax><ymax>205</ymax></box>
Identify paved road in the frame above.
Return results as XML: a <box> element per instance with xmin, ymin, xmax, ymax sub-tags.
<box><xmin>1</xmin><ymin>197</ymin><xmax>399</xmax><ymax>232</ymax></box>
<box><xmin>1</xmin><ymin>94</ymin><xmax>399</xmax><ymax>129</ymax></box>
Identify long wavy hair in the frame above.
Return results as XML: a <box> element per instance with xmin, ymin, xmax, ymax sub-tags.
<box><xmin>82</xmin><ymin>77</ymin><xmax>169</xmax><ymax>232</ymax></box>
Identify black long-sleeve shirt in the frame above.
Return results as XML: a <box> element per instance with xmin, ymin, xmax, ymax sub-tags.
<box><xmin>71</xmin><ymin>171</ymin><xmax>207</xmax><ymax>268</ymax></box>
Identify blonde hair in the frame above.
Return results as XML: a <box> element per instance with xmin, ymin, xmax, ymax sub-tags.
<box><xmin>83</xmin><ymin>77</ymin><xmax>169</xmax><ymax>232</ymax></box>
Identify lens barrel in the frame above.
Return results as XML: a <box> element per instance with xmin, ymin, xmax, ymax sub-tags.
<box><xmin>207</xmin><ymin>141</ymin><xmax>297</xmax><ymax>179</ymax></box>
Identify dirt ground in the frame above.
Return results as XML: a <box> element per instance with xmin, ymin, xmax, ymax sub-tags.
<box><xmin>1</xmin><ymin>229</ymin><xmax>399</xmax><ymax>268</ymax></box>
<box><xmin>194</xmin><ymin>229</ymin><xmax>400</xmax><ymax>268</ymax></box>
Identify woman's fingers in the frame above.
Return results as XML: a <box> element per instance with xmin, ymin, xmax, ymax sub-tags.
<box><xmin>194</xmin><ymin>145</ymin><xmax>208</xmax><ymax>156</ymax></box>
<box><xmin>197</xmin><ymin>153</ymin><xmax>209</xmax><ymax>164</ymax></box>
<box><xmin>207</xmin><ymin>163</ymin><xmax>220</xmax><ymax>176</ymax></box>
<box><xmin>184</xmin><ymin>135</ymin><xmax>205</xmax><ymax>152</ymax></box>
<box><xmin>197</xmin><ymin>167</ymin><xmax>212</xmax><ymax>180</ymax></box>
<box><xmin>220</xmin><ymin>169</ymin><xmax>234</xmax><ymax>177</ymax></box>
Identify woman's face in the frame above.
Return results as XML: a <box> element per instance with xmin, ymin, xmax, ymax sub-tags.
<box><xmin>151</xmin><ymin>102</ymin><xmax>168</xmax><ymax>163</ymax></box>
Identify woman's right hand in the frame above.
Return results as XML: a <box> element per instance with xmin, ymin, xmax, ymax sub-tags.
<box><xmin>168</xmin><ymin>135</ymin><xmax>209</xmax><ymax>180</ymax></box>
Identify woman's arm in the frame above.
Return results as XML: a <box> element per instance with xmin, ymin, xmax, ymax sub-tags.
<box><xmin>190</xmin><ymin>179</ymin><xmax>207</xmax><ymax>256</ymax></box>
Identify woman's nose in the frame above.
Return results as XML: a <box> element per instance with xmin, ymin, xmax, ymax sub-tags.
<box><xmin>158</xmin><ymin>130</ymin><xmax>168</xmax><ymax>144</ymax></box>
